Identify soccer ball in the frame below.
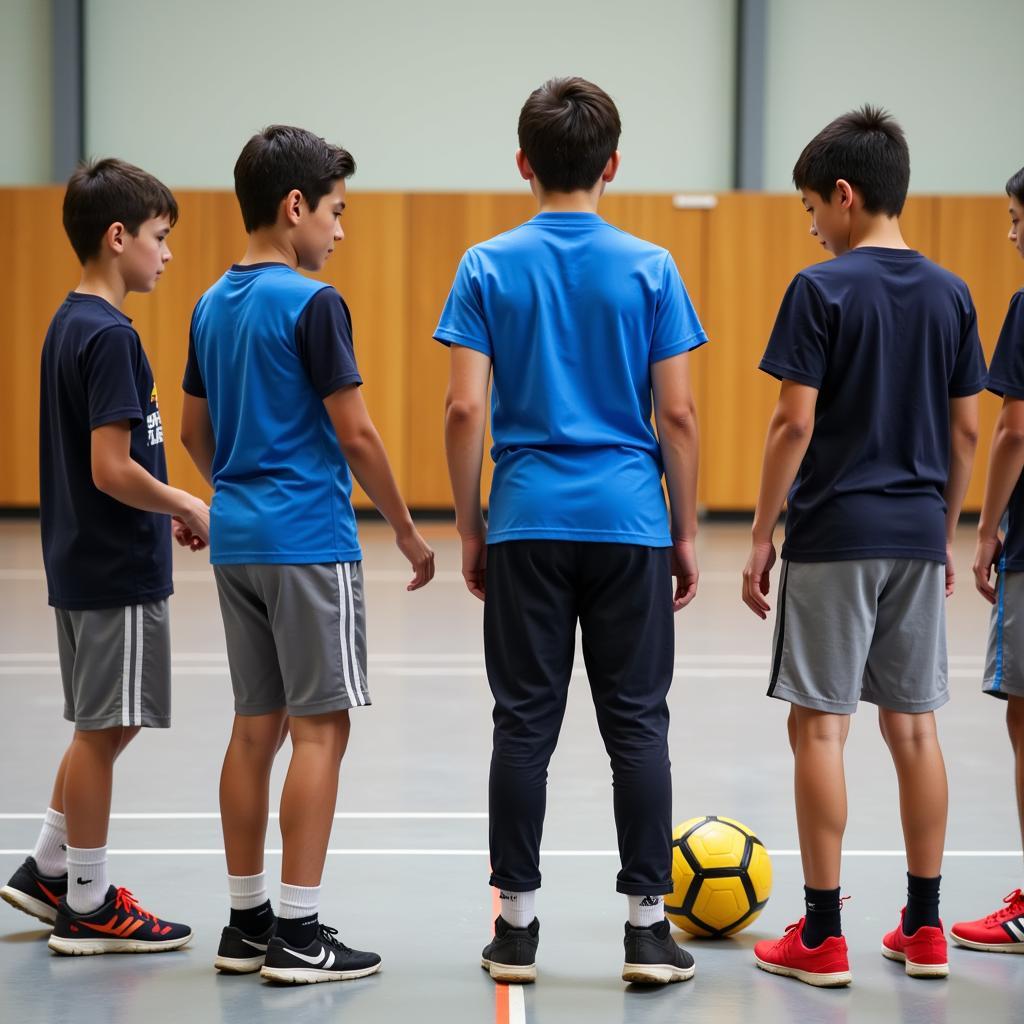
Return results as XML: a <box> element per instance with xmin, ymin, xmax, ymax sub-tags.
<box><xmin>665</xmin><ymin>815</ymin><xmax>772</xmax><ymax>938</ymax></box>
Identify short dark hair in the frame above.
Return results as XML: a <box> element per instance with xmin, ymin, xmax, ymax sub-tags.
<box><xmin>1007</xmin><ymin>166</ymin><xmax>1024</xmax><ymax>205</ymax></box>
<box><xmin>62</xmin><ymin>158</ymin><xmax>178</xmax><ymax>264</ymax></box>
<box><xmin>792</xmin><ymin>105</ymin><xmax>910</xmax><ymax>217</ymax></box>
<box><xmin>517</xmin><ymin>77</ymin><xmax>621</xmax><ymax>193</ymax></box>
<box><xmin>234</xmin><ymin>125</ymin><xmax>356</xmax><ymax>232</ymax></box>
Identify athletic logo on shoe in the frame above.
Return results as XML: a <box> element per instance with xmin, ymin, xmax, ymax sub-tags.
<box><xmin>242</xmin><ymin>938</ymin><xmax>269</xmax><ymax>951</ymax></box>
<box><xmin>38</xmin><ymin>882</ymin><xmax>61</xmax><ymax>906</ymax></box>
<box><xmin>76</xmin><ymin>877</ymin><xmax>92</xmax><ymax>885</ymax></box>
<box><xmin>1003</xmin><ymin>918</ymin><xmax>1024</xmax><ymax>942</ymax></box>
<box><xmin>287</xmin><ymin>946</ymin><xmax>336</xmax><ymax>969</ymax></box>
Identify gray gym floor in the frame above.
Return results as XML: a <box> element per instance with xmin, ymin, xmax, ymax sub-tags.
<box><xmin>1</xmin><ymin>520</ymin><xmax>1021</xmax><ymax>1024</ymax></box>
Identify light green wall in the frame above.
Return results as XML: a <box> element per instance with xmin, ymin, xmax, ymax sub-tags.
<box><xmin>82</xmin><ymin>0</ymin><xmax>737</xmax><ymax>191</ymax></box>
<box><xmin>0</xmin><ymin>0</ymin><xmax>52</xmax><ymax>185</ymax></box>
<box><xmin>764</xmin><ymin>0</ymin><xmax>1021</xmax><ymax>194</ymax></box>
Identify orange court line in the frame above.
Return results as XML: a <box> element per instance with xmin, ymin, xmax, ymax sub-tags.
<box><xmin>491</xmin><ymin>872</ymin><xmax>510</xmax><ymax>1024</ymax></box>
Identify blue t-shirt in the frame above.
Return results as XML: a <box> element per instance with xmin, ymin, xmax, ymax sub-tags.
<box><xmin>433</xmin><ymin>212</ymin><xmax>707</xmax><ymax>546</ymax></box>
<box><xmin>985</xmin><ymin>289</ymin><xmax>1024</xmax><ymax>571</ymax></box>
<box><xmin>761</xmin><ymin>247</ymin><xmax>988</xmax><ymax>563</ymax></box>
<box><xmin>184</xmin><ymin>263</ymin><xmax>363</xmax><ymax>564</ymax></box>
<box><xmin>39</xmin><ymin>293</ymin><xmax>172</xmax><ymax>609</ymax></box>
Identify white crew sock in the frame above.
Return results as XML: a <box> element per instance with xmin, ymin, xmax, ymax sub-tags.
<box><xmin>279</xmin><ymin>882</ymin><xmax>320</xmax><ymax>920</ymax></box>
<box><xmin>499</xmin><ymin>889</ymin><xmax>536</xmax><ymax>929</ymax></box>
<box><xmin>66</xmin><ymin>846</ymin><xmax>109</xmax><ymax>914</ymax></box>
<box><xmin>31</xmin><ymin>808</ymin><xmax>67</xmax><ymax>877</ymax></box>
<box><xmin>628</xmin><ymin>894</ymin><xmax>665</xmax><ymax>928</ymax></box>
<box><xmin>228</xmin><ymin>872</ymin><xmax>268</xmax><ymax>911</ymax></box>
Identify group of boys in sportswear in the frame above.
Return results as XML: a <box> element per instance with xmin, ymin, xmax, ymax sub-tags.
<box><xmin>1</xmin><ymin>76</ymin><xmax>1023</xmax><ymax>992</ymax></box>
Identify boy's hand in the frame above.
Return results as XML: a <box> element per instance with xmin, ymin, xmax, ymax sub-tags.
<box><xmin>671</xmin><ymin>539</ymin><xmax>698</xmax><ymax>611</ymax></box>
<box><xmin>972</xmin><ymin>535</ymin><xmax>1003</xmax><ymax>604</ymax></box>
<box><xmin>460</xmin><ymin>532</ymin><xmax>487</xmax><ymax>602</ymax></box>
<box><xmin>176</xmin><ymin>494</ymin><xmax>210</xmax><ymax>546</ymax></box>
<box><xmin>396</xmin><ymin>526</ymin><xmax>435</xmax><ymax>591</ymax></box>
<box><xmin>742</xmin><ymin>540</ymin><xmax>777</xmax><ymax>619</ymax></box>
<box><xmin>172</xmin><ymin>517</ymin><xmax>207</xmax><ymax>552</ymax></box>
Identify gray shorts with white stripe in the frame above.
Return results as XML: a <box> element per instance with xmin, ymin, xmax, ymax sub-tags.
<box><xmin>56</xmin><ymin>601</ymin><xmax>171</xmax><ymax>730</ymax></box>
<box><xmin>213</xmin><ymin>562</ymin><xmax>370</xmax><ymax>717</ymax></box>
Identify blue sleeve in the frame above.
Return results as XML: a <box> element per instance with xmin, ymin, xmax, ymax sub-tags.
<box><xmin>182</xmin><ymin>315</ymin><xmax>206</xmax><ymax>398</ymax></box>
<box><xmin>295</xmin><ymin>288</ymin><xmax>363</xmax><ymax>399</ymax></box>
<box><xmin>650</xmin><ymin>253</ymin><xmax>708</xmax><ymax>362</ymax></box>
<box><xmin>433</xmin><ymin>251</ymin><xmax>492</xmax><ymax>356</ymax></box>
<box><xmin>985</xmin><ymin>292</ymin><xmax>1024</xmax><ymax>400</ymax></box>
<box><xmin>83</xmin><ymin>326</ymin><xmax>145</xmax><ymax>429</ymax></box>
<box><xmin>759</xmin><ymin>274</ymin><xmax>829</xmax><ymax>388</ymax></box>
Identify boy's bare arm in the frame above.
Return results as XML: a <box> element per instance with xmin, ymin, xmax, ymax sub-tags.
<box><xmin>91</xmin><ymin>421</ymin><xmax>209</xmax><ymax>542</ymax></box>
<box><xmin>943</xmin><ymin>394</ymin><xmax>980</xmax><ymax>597</ymax></box>
<box><xmin>323</xmin><ymin>385</ymin><xmax>434</xmax><ymax>590</ymax></box>
<box><xmin>180</xmin><ymin>393</ymin><xmax>216</xmax><ymax>487</ymax></box>
<box><xmin>651</xmin><ymin>353</ymin><xmax>700</xmax><ymax>610</ymax></box>
<box><xmin>444</xmin><ymin>345</ymin><xmax>491</xmax><ymax>600</ymax></box>
<box><xmin>742</xmin><ymin>380</ymin><xmax>818</xmax><ymax>618</ymax></box>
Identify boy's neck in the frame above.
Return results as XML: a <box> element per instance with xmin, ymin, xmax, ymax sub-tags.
<box><xmin>239</xmin><ymin>229</ymin><xmax>298</xmax><ymax>269</ymax></box>
<box><xmin>849</xmin><ymin>213</ymin><xmax>910</xmax><ymax>251</ymax></box>
<box><xmin>74</xmin><ymin>262</ymin><xmax>128</xmax><ymax>310</ymax></box>
<box><xmin>536</xmin><ymin>184</ymin><xmax>603</xmax><ymax>215</ymax></box>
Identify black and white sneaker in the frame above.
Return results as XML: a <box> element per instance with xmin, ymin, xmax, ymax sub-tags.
<box><xmin>260</xmin><ymin>923</ymin><xmax>381</xmax><ymax>984</ymax></box>
<box><xmin>1</xmin><ymin>856</ymin><xmax>66</xmax><ymax>925</ymax></box>
<box><xmin>481</xmin><ymin>916</ymin><xmax>539</xmax><ymax>983</ymax></box>
<box><xmin>215</xmin><ymin>920</ymin><xmax>276</xmax><ymax>974</ymax></box>
<box><xmin>622</xmin><ymin>920</ymin><xmax>696</xmax><ymax>984</ymax></box>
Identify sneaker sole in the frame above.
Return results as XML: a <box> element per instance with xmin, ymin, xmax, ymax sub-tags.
<box><xmin>0</xmin><ymin>886</ymin><xmax>58</xmax><ymax>925</ymax></box>
<box><xmin>622</xmin><ymin>961</ymin><xmax>695</xmax><ymax>984</ymax></box>
<box><xmin>48</xmin><ymin>933</ymin><xmax>192</xmax><ymax>956</ymax></box>
<box><xmin>881</xmin><ymin>945</ymin><xmax>949</xmax><ymax>977</ymax></box>
<box><xmin>754</xmin><ymin>956</ymin><xmax>852</xmax><ymax>987</ymax></box>
<box><xmin>481</xmin><ymin>958</ymin><xmax>536</xmax><ymax>983</ymax></box>
<box><xmin>215</xmin><ymin>953</ymin><xmax>266</xmax><ymax>974</ymax></box>
<box><xmin>260</xmin><ymin>963</ymin><xmax>381</xmax><ymax>985</ymax></box>
<box><xmin>950</xmin><ymin>932</ymin><xmax>1024</xmax><ymax>954</ymax></box>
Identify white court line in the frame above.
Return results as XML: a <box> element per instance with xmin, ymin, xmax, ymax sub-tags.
<box><xmin>508</xmin><ymin>984</ymin><xmax>525</xmax><ymax>1024</ymax></box>
<box><xmin>0</xmin><ymin>848</ymin><xmax>1018</xmax><ymax>857</ymax></box>
<box><xmin>0</xmin><ymin>811</ymin><xmax>486</xmax><ymax>820</ymax></box>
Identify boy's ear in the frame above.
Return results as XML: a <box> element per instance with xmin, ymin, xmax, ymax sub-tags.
<box><xmin>282</xmin><ymin>188</ymin><xmax>305</xmax><ymax>226</ymax></box>
<box><xmin>834</xmin><ymin>179</ymin><xmax>856</xmax><ymax>210</ymax></box>
<box><xmin>104</xmin><ymin>221</ymin><xmax>127</xmax><ymax>255</ymax></box>
<box><xmin>515</xmin><ymin>150</ymin><xmax>534</xmax><ymax>182</ymax></box>
<box><xmin>602</xmin><ymin>150</ymin><xmax>621</xmax><ymax>183</ymax></box>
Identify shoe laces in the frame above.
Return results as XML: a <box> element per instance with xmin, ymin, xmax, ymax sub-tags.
<box><xmin>317</xmin><ymin>923</ymin><xmax>351</xmax><ymax>953</ymax></box>
<box><xmin>984</xmin><ymin>889</ymin><xmax>1024</xmax><ymax>925</ymax></box>
<box><xmin>113</xmin><ymin>887</ymin><xmax>157</xmax><ymax>923</ymax></box>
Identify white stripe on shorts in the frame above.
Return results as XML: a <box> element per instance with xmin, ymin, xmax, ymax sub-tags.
<box><xmin>336</xmin><ymin>565</ymin><xmax>360</xmax><ymax>708</ymax></box>
<box><xmin>121</xmin><ymin>607</ymin><xmax>132</xmax><ymax>726</ymax></box>
<box><xmin>342</xmin><ymin>563</ymin><xmax>365</xmax><ymax>706</ymax></box>
<box><xmin>133</xmin><ymin>604</ymin><xmax>144</xmax><ymax>727</ymax></box>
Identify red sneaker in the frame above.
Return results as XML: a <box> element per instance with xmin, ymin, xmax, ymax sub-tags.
<box><xmin>754</xmin><ymin>918</ymin><xmax>851</xmax><ymax>987</ymax></box>
<box><xmin>881</xmin><ymin>908</ymin><xmax>948</xmax><ymax>978</ymax></box>
<box><xmin>950</xmin><ymin>890</ymin><xmax>1024</xmax><ymax>954</ymax></box>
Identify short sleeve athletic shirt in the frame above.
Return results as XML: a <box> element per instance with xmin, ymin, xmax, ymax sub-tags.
<box><xmin>433</xmin><ymin>212</ymin><xmax>708</xmax><ymax>546</ymax></box>
<box><xmin>39</xmin><ymin>293</ymin><xmax>172</xmax><ymax>609</ymax></box>
<box><xmin>184</xmin><ymin>263</ymin><xmax>363</xmax><ymax>564</ymax></box>
<box><xmin>761</xmin><ymin>247</ymin><xmax>988</xmax><ymax>563</ymax></box>
<box><xmin>985</xmin><ymin>289</ymin><xmax>1024</xmax><ymax>570</ymax></box>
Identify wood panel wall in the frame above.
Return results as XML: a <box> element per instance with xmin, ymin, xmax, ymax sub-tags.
<box><xmin>1</xmin><ymin>189</ymin><xmax>1019</xmax><ymax>513</ymax></box>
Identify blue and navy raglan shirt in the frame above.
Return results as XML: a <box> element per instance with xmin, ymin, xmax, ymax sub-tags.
<box><xmin>433</xmin><ymin>212</ymin><xmax>708</xmax><ymax>547</ymax></box>
<box><xmin>761</xmin><ymin>247</ymin><xmax>988</xmax><ymax>563</ymax></box>
<box><xmin>183</xmin><ymin>263</ymin><xmax>363</xmax><ymax>564</ymax></box>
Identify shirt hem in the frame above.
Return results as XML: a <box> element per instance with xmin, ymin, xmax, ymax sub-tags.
<box><xmin>48</xmin><ymin>585</ymin><xmax>174</xmax><ymax>611</ymax></box>
<box><xmin>758</xmin><ymin>360</ymin><xmax>823</xmax><ymax>389</ymax></box>
<box><xmin>210</xmin><ymin>550</ymin><xmax>363</xmax><ymax>565</ymax></box>
<box><xmin>487</xmin><ymin>528</ymin><xmax>670</xmax><ymax>546</ymax></box>
<box><xmin>781</xmin><ymin>547</ymin><xmax>946</xmax><ymax>564</ymax></box>
<box><xmin>90</xmin><ymin>407</ymin><xmax>144</xmax><ymax>430</ymax></box>
<box><xmin>651</xmin><ymin>332</ymin><xmax>709</xmax><ymax>363</ymax></box>
<box><xmin>433</xmin><ymin>330</ymin><xmax>491</xmax><ymax>356</ymax></box>
<box><xmin>986</xmin><ymin>379</ymin><xmax>1024</xmax><ymax>401</ymax></box>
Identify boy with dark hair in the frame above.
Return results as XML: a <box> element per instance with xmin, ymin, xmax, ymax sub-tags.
<box><xmin>741</xmin><ymin>106</ymin><xmax>986</xmax><ymax>986</ymax></box>
<box><xmin>181</xmin><ymin>124</ymin><xmax>434</xmax><ymax>983</ymax></box>
<box><xmin>438</xmin><ymin>77</ymin><xmax>706</xmax><ymax>985</ymax></box>
<box><xmin>0</xmin><ymin>158</ymin><xmax>208</xmax><ymax>954</ymax></box>
<box><xmin>953</xmin><ymin>165</ymin><xmax>1024</xmax><ymax>953</ymax></box>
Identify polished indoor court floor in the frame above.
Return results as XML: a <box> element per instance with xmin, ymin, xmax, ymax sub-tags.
<box><xmin>1</xmin><ymin>519</ymin><xmax>1021</xmax><ymax>1024</ymax></box>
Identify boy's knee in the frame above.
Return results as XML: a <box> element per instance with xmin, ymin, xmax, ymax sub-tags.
<box><xmin>792</xmin><ymin>706</ymin><xmax>848</xmax><ymax>742</ymax></box>
<box><xmin>878</xmin><ymin>708</ymin><xmax>937</xmax><ymax>747</ymax></box>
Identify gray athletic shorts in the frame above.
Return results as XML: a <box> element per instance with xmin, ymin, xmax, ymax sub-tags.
<box><xmin>768</xmin><ymin>559</ymin><xmax>948</xmax><ymax>715</ymax></box>
<box><xmin>213</xmin><ymin>562</ymin><xmax>369</xmax><ymax>717</ymax></box>
<box><xmin>983</xmin><ymin>570</ymin><xmax>1024</xmax><ymax>700</ymax></box>
<box><xmin>56</xmin><ymin>601</ymin><xmax>171</xmax><ymax>730</ymax></box>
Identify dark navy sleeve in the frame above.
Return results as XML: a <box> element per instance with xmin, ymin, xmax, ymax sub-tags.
<box><xmin>83</xmin><ymin>326</ymin><xmax>145</xmax><ymax>429</ymax></box>
<box><xmin>433</xmin><ymin>250</ymin><xmax>492</xmax><ymax>356</ymax></box>
<box><xmin>948</xmin><ymin>291</ymin><xmax>988</xmax><ymax>397</ymax></box>
<box><xmin>986</xmin><ymin>291</ymin><xmax>1024</xmax><ymax>400</ymax></box>
<box><xmin>295</xmin><ymin>287</ymin><xmax>362</xmax><ymax>399</ymax></box>
<box><xmin>759</xmin><ymin>274</ymin><xmax>829</xmax><ymax>388</ymax></box>
<box><xmin>182</xmin><ymin>322</ymin><xmax>207</xmax><ymax>398</ymax></box>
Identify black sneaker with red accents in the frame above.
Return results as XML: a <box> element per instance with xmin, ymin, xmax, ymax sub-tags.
<box><xmin>0</xmin><ymin>856</ymin><xmax>67</xmax><ymax>924</ymax></box>
<box><xmin>47</xmin><ymin>886</ymin><xmax>192</xmax><ymax>955</ymax></box>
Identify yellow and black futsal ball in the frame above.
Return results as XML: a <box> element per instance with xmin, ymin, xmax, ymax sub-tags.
<box><xmin>666</xmin><ymin>815</ymin><xmax>772</xmax><ymax>937</ymax></box>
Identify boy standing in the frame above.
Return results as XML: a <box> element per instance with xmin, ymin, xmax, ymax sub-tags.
<box><xmin>438</xmin><ymin>77</ymin><xmax>706</xmax><ymax>985</ymax></box>
<box><xmin>181</xmin><ymin>125</ymin><xmax>434</xmax><ymax>983</ymax></box>
<box><xmin>741</xmin><ymin>107</ymin><xmax>986</xmax><ymax>986</ymax></box>
<box><xmin>0</xmin><ymin>159</ymin><xmax>208</xmax><ymax>954</ymax></box>
<box><xmin>954</xmin><ymin>165</ymin><xmax>1024</xmax><ymax>953</ymax></box>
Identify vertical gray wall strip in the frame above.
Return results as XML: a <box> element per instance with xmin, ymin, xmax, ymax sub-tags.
<box><xmin>51</xmin><ymin>0</ymin><xmax>84</xmax><ymax>182</ymax></box>
<box><xmin>734</xmin><ymin>0</ymin><xmax>767</xmax><ymax>189</ymax></box>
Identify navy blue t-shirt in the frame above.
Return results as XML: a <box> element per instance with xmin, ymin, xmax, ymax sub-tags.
<box><xmin>39</xmin><ymin>293</ymin><xmax>172</xmax><ymax>608</ymax></box>
<box><xmin>760</xmin><ymin>247</ymin><xmax>987</xmax><ymax>563</ymax></box>
<box><xmin>985</xmin><ymin>289</ymin><xmax>1024</xmax><ymax>571</ymax></box>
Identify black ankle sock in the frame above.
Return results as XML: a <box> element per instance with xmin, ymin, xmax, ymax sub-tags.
<box><xmin>274</xmin><ymin>912</ymin><xmax>319</xmax><ymax>948</ymax></box>
<box><xmin>903</xmin><ymin>873</ymin><xmax>941</xmax><ymax>934</ymax></box>
<box><xmin>801</xmin><ymin>885</ymin><xmax>842</xmax><ymax>948</ymax></box>
<box><xmin>229</xmin><ymin>899</ymin><xmax>274</xmax><ymax>936</ymax></box>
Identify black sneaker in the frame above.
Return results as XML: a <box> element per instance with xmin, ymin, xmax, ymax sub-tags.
<box><xmin>260</xmin><ymin>923</ymin><xmax>381</xmax><ymax>984</ymax></box>
<box><xmin>215</xmin><ymin>920</ymin><xmax>276</xmax><ymax>974</ymax></box>
<box><xmin>481</xmin><ymin>916</ymin><xmax>539</xmax><ymax>983</ymax></box>
<box><xmin>622</xmin><ymin>920</ymin><xmax>696</xmax><ymax>984</ymax></box>
<box><xmin>1</xmin><ymin>856</ymin><xmax>66</xmax><ymax>925</ymax></box>
<box><xmin>47</xmin><ymin>886</ymin><xmax>192</xmax><ymax>955</ymax></box>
